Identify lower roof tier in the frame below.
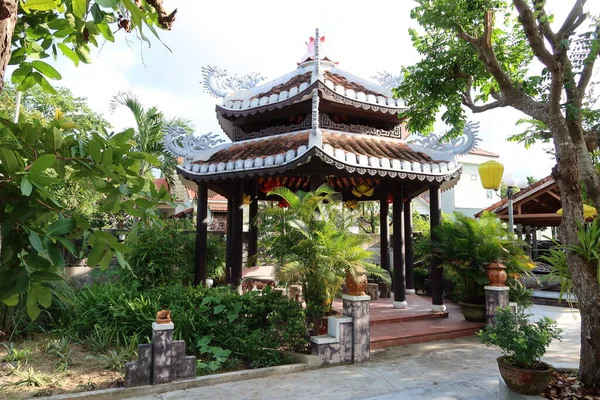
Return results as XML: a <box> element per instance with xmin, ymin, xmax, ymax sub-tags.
<box><xmin>177</xmin><ymin>130</ymin><xmax>462</xmax><ymax>188</ymax></box>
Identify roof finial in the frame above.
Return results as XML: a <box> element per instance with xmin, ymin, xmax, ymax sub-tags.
<box><xmin>313</xmin><ymin>28</ymin><xmax>320</xmax><ymax>82</ymax></box>
<box><xmin>309</xmin><ymin>88</ymin><xmax>322</xmax><ymax>148</ymax></box>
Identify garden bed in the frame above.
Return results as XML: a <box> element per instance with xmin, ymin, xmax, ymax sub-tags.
<box><xmin>0</xmin><ymin>335</ymin><xmax>123</xmax><ymax>399</ymax></box>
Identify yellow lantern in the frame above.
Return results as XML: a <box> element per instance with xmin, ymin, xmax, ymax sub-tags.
<box><xmin>478</xmin><ymin>160</ymin><xmax>504</xmax><ymax>189</ymax></box>
<box><xmin>352</xmin><ymin>183</ymin><xmax>374</xmax><ymax>198</ymax></box>
<box><xmin>556</xmin><ymin>204</ymin><xmax>598</xmax><ymax>219</ymax></box>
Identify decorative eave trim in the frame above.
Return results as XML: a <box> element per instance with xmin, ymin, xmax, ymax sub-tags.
<box><xmin>216</xmin><ymin>81</ymin><xmax>405</xmax><ymax>118</ymax></box>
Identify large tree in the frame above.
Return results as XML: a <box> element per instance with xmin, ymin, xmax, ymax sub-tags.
<box><xmin>396</xmin><ymin>0</ymin><xmax>599</xmax><ymax>387</ymax></box>
<box><xmin>0</xmin><ymin>0</ymin><xmax>176</xmax><ymax>319</ymax></box>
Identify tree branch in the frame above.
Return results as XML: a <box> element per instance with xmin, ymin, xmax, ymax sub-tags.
<box><xmin>459</xmin><ymin>74</ymin><xmax>506</xmax><ymax>113</ymax></box>
<box><xmin>145</xmin><ymin>0</ymin><xmax>177</xmax><ymax>30</ymax></box>
<box><xmin>557</xmin><ymin>0</ymin><xmax>588</xmax><ymax>39</ymax></box>
<box><xmin>513</xmin><ymin>0</ymin><xmax>557</xmax><ymax>68</ymax></box>
<box><xmin>532</xmin><ymin>0</ymin><xmax>558</xmax><ymax>50</ymax></box>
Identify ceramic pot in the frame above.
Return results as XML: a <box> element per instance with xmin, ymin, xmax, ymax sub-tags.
<box><xmin>487</xmin><ymin>262</ymin><xmax>507</xmax><ymax>287</ymax></box>
<box><xmin>497</xmin><ymin>356</ymin><xmax>553</xmax><ymax>395</ymax></box>
<box><xmin>346</xmin><ymin>273</ymin><xmax>368</xmax><ymax>296</ymax></box>
<box><xmin>458</xmin><ymin>301</ymin><xmax>487</xmax><ymax>322</ymax></box>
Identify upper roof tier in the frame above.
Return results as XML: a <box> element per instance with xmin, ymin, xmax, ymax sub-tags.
<box><xmin>202</xmin><ymin>30</ymin><xmax>405</xmax><ymax>118</ymax></box>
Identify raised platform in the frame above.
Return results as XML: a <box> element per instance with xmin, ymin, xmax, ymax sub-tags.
<box><xmin>334</xmin><ymin>293</ymin><xmax>485</xmax><ymax>350</ymax></box>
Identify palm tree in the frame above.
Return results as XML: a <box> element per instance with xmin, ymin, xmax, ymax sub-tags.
<box><xmin>109</xmin><ymin>91</ymin><xmax>191</xmax><ymax>187</ymax></box>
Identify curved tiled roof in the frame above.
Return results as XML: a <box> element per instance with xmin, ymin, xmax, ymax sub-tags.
<box><xmin>469</xmin><ymin>147</ymin><xmax>500</xmax><ymax>158</ymax></box>
<box><xmin>475</xmin><ymin>175</ymin><xmax>554</xmax><ymax>216</ymax></box>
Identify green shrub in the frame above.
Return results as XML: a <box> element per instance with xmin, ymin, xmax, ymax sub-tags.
<box><xmin>124</xmin><ymin>220</ymin><xmax>225</xmax><ymax>287</ymax></box>
<box><xmin>413</xmin><ymin>267</ymin><xmax>430</xmax><ymax>294</ymax></box>
<box><xmin>478</xmin><ymin>307</ymin><xmax>562</xmax><ymax>369</ymax></box>
<box><xmin>54</xmin><ymin>282</ymin><xmax>307</xmax><ymax>372</ymax></box>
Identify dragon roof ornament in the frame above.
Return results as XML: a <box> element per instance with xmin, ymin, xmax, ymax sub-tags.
<box><xmin>370</xmin><ymin>70</ymin><xmax>403</xmax><ymax>89</ymax></box>
<box><xmin>410</xmin><ymin>121</ymin><xmax>481</xmax><ymax>156</ymax></box>
<box><xmin>162</xmin><ymin>124</ymin><xmax>227</xmax><ymax>163</ymax></box>
<box><xmin>201</xmin><ymin>66</ymin><xmax>266</xmax><ymax>98</ymax></box>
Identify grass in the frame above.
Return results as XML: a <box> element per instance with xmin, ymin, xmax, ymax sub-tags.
<box><xmin>0</xmin><ymin>335</ymin><xmax>124</xmax><ymax>399</ymax></box>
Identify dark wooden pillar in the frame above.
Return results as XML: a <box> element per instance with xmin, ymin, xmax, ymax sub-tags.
<box><xmin>430</xmin><ymin>185</ymin><xmax>445</xmax><ymax>311</ymax></box>
<box><xmin>379</xmin><ymin>196</ymin><xmax>390</xmax><ymax>273</ymax></box>
<box><xmin>230</xmin><ymin>182</ymin><xmax>244</xmax><ymax>287</ymax></box>
<box><xmin>392</xmin><ymin>183</ymin><xmax>406</xmax><ymax>308</ymax></box>
<box><xmin>309</xmin><ymin>158</ymin><xmax>324</xmax><ymax>191</ymax></box>
<box><xmin>404</xmin><ymin>198</ymin><xmax>415</xmax><ymax>294</ymax></box>
<box><xmin>247</xmin><ymin>181</ymin><xmax>258</xmax><ymax>267</ymax></box>
<box><xmin>193</xmin><ymin>183</ymin><xmax>208</xmax><ymax>287</ymax></box>
<box><xmin>225</xmin><ymin>198</ymin><xmax>233</xmax><ymax>283</ymax></box>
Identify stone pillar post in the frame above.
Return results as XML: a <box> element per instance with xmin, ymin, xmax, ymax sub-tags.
<box><xmin>225</xmin><ymin>198</ymin><xmax>233</xmax><ymax>283</ymax></box>
<box><xmin>231</xmin><ymin>183</ymin><xmax>244</xmax><ymax>287</ymax></box>
<box><xmin>485</xmin><ymin>286</ymin><xmax>510</xmax><ymax>326</ymax></box>
<box><xmin>379</xmin><ymin>195</ymin><xmax>390</xmax><ymax>273</ymax></box>
<box><xmin>342</xmin><ymin>294</ymin><xmax>371</xmax><ymax>363</ymax></box>
<box><xmin>247</xmin><ymin>181</ymin><xmax>258</xmax><ymax>267</ymax></box>
<box><xmin>152</xmin><ymin>322</ymin><xmax>174</xmax><ymax>385</ymax></box>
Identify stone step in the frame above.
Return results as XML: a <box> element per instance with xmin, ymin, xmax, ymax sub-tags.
<box><xmin>370</xmin><ymin>316</ymin><xmax>485</xmax><ymax>350</ymax></box>
<box><xmin>370</xmin><ymin>310</ymin><xmax>449</xmax><ymax>326</ymax></box>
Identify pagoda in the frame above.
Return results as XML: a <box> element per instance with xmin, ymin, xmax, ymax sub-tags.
<box><xmin>164</xmin><ymin>30</ymin><xmax>478</xmax><ymax>312</ymax></box>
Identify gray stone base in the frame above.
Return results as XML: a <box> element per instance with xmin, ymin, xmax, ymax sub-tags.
<box><xmin>485</xmin><ymin>286</ymin><xmax>510</xmax><ymax>326</ymax></box>
<box><xmin>125</xmin><ymin>325</ymin><xmax>196</xmax><ymax>387</ymax></box>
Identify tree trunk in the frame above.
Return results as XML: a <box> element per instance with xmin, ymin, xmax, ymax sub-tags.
<box><xmin>552</xmin><ymin>116</ymin><xmax>600</xmax><ymax>389</ymax></box>
<box><xmin>0</xmin><ymin>0</ymin><xmax>17</xmax><ymax>92</ymax></box>
<box><xmin>576</xmin><ymin>141</ymin><xmax>600</xmax><ymax>212</ymax></box>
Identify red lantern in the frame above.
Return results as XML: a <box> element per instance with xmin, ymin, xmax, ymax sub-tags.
<box><xmin>387</xmin><ymin>193</ymin><xmax>393</xmax><ymax>204</ymax></box>
<box><xmin>277</xmin><ymin>199</ymin><xmax>290</xmax><ymax>208</ymax></box>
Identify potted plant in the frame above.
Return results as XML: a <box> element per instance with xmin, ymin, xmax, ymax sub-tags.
<box><xmin>432</xmin><ymin>212</ymin><xmax>533</xmax><ymax>322</ymax></box>
<box><xmin>478</xmin><ymin>307</ymin><xmax>562</xmax><ymax>395</ymax></box>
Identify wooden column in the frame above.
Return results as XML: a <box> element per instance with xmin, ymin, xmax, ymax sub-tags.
<box><xmin>193</xmin><ymin>183</ymin><xmax>208</xmax><ymax>287</ymax></box>
<box><xmin>392</xmin><ymin>183</ymin><xmax>406</xmax><ymax>308</ymax></box>
<box><xmin>379</xmin><ymin>196</ymin><xmax>390</xmax><ymax>273</ymax></box>
<box><xmin>225</xmin><ymin>198</ymin><xmax>233</xmax><ymax>283</ymax></box>
<box><xmin>404</xmin><ymin>198</ymin><xmax>415</xmax><ymax>294</ymax></box>
<box><xmin>230</xmin><ymin>183</ymin><xmax>244</xmax><ymax>287</ymax></box>
<box><xmin>309</xmin><ymin>158</ymin><xmax>324</xmax><ymax>191</ymax></box>
<box><xmin>430</xmin><ymin>185</ymin><xmax>445</xmax><ymax>312</ymax></box>
<box><xmin>247</xmin><ymin>181</ymin><xmax>258</xmax><ymax>267</ymax></box>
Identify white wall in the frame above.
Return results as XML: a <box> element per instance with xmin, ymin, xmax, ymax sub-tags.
<box><xmin>442</xmin><ymin>154</ymin><xmax>501</xmax><ymax>217</ymax></box>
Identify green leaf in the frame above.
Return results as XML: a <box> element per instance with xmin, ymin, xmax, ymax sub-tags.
<box><xmin>31</xmin><ymin>60</ymin><xmax>62</xmax><ymax>80</ymax></box>
<box><xmin>23</xmin><ymin>0</ymin><xmax>59</xmax><ymax>11</ymax></box>
<box><xmin>110</xmin><ymin>128</ymin><xmax>134</xmax><ymax>146</ymax></box>
<box><xmin>95</xmin><ymin>0</ymin><xmax>118</xmax><ymax>7</ymax></box>
<box><xmin>87</xmin><ymin>244</ymin><xmax>106</xmax><ymax>266</ymax></box>
<box><xmin>2</xmin><ymin>295</ymin><xmax>19</xmax><ymax>307</ymax></box>
<box><xmin>0</xmin><ymin>148</ymin><xmax>21</xmax><ymax>176</ymax></box>
<box><xmin>72</xmin><ymin>0</ymin><xmax>87</xmax><ymax>18</ymax></box>
<box><xmin>17</xmin><ymin>73</ymin><xmax>36</xmax><ymax>91</ymax></box>
<box><xmin>58</xmin><ymin>43</ymin><xmax>79</xmax><ymax>66</ymax></box>
<box><xmin>97</xmin><ymin>21</ymin><xmax>115</xmax><ymax>42</ymax></box>
<box><xmin>45</xmin><ymin>127</ymin><xmax>64</xmax><ymax>151</ymax></box>
<box><xmin>93</xmin><ymin>230</ymin><xmax>118</xmax><ymax>244</ymax></box>
<box><xmin>29</xmin><ymin>231</ymin><xmax>44</xmax><ymax>252</ymax></box>
<box><xmin>56</xmin><ymin>237</ymin><xmax>76</xmax><ymax>254</ymax></box>
<box><xmin>21</xmin><ymin>176</ymin><xmax>33</xmax><ymax>196</ymax></box>
<box><xmin>11</xmin><ymin>64</ymin><xmax>32</xmax><ymax>84</ymax></box>
<box><xmin>29</xmin><ymin>154</ymin><xmax>57</xmax><ymax>174</ymax></box>
<box><xmin>75</xmin><ymin>45</ymin><xmax>92</xmax><ymax>64</ymax></box>
<box><xmin>88</xmin><ymin>140</ymin><xmax>102</xmax><ymax>162</ymax></box>
<box><xmin>46</xmin><ymin>241</ymin><xmax>65</xmax><ymax>269</ymax></box>
<box><xmin>102</xmin><ymin>147</ymin><xmax>113</xmax><ymax>166</ymax></box>
<box><xmin>98</xmin><ymin>249</ymin><xmax>113</xmax><ymax>269</ymax></box>
<box><xmin>47</xmin><ymin>218</ymin><xmax>75</xmax><ymax>237</ymax></box>
<box><xmin>30</xmin><ymin>271</ymin><xmax>63</xmax><ymax>282</ymax></box>
<box><xmin>33</xmin><ymin>72</ymin><xmax>57</xmax><ymax>94</ymax></box>
<box><xmin>37</xmin><ymin>287</ymin><xmax>52</xmax><ymax>308</ymax></box>
<box><xmin>26</xmin><ymin>287</ymin><xmax>41</xmax><ymax>320</ymax></box>
<box><xmin>213</xmin><ymin>304</ymin><xmax>226</xmax><ymax>314</ymax></box>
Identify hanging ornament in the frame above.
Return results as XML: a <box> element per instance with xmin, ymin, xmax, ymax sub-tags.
<box><xmin>243</xmin><ymin>194</ymin><xmax>252</xmax><ymax>205</ymax></box>
<box><xmin>387</xmin><ymin>193</ymin><xmax>393</xmax><ymax>204</ymax></box>
<box><xmin>352</xmin><ymin>183</ymin><xmax>374</xmax><ymax>198</ymax></box>
<box><xmin>345</xmin><ymin>200</ymin><xmax>358</xmax><ymax>210</ymax></box>
<box><xmin>260</xmin><ymin>179</ymin><xmax>278</xmax><ymax>194</ymax></box>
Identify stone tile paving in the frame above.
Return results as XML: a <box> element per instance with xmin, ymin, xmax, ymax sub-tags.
<box><xmin>129</xmin><ymin>305</ymin><xmax>580</xmax><ymax>400</ymax></box>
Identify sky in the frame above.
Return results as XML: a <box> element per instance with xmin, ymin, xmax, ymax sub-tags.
<box><xmin>22</xmin><ymin>0</ymin><xmax>600</xmax><ymax>183</ymax></box>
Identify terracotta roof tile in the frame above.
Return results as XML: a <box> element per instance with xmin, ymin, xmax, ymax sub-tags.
<box><xmin>469</xmin><ymin>147</ymin><xmax>500</xmax><ymax>158</ymax></box>
<box><xmin>248</xmin><ymin>72</ymin><xmax>312</xmax><ymax>100</ymax></box>
<box><xmin>324</xmin><ymin>71</ymin><xmax>383</xmax><ymax>97</ymax></box>
<box><xmin>323</xmin><ymin>132</ymin><xmax>435</xmax><ymax>164</ymax></box>
<box><xmin>209</xmin><ymin>194</ymin><xmax>227</xmax><ymax>201</ymax></box>
<box><xmin>154</xmin><ymin>178</ymin><xmax>169</xmax><ymax>191</ymax></box>
<box><xmin>209</xmin><ymin>205</ymin><xmax>228</xmax><ymax>212</ymax></box>
<box><xmin>195</xmin><ymin>132</ymin><xmax>310</xmax><ymax>164</ymax></box>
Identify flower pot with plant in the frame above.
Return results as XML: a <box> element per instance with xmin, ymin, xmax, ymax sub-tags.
<box><xmin>478</xmin><ymin>307</ymin><xmax>562</xmax><ymax>395</ymax></box>
<box><xmin>432</xmin><ymin>212</ymin><xmax>533</xmax><ymax>322</ymax></box>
